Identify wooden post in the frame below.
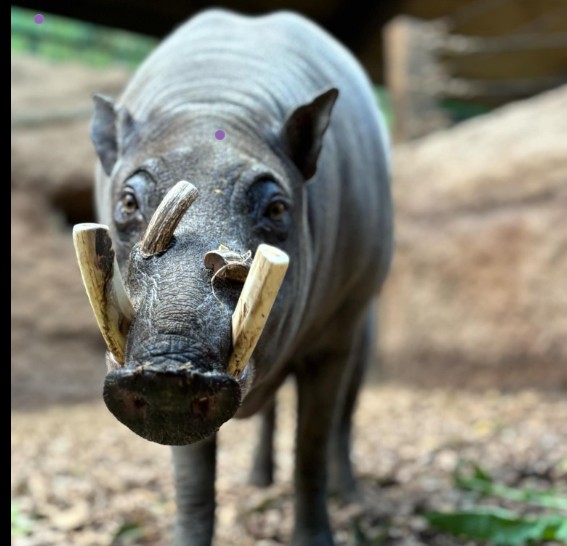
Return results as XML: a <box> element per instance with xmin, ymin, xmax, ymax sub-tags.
<box><xmin>384</xmin><ymin>16</ymin><xmax>451</xmax><ymax>142</ymax></box>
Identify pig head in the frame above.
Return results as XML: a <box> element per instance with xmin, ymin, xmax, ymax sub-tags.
<box><xmin>87</xmin><ymin>81</ymin><xmax>339</xmax><ymax>445</ymax></box>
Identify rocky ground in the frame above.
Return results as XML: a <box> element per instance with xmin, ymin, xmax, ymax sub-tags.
<box><xmin>11</xmin><ymin>382</ymin><xmax>567</xmax><ymax>546</ymax></box>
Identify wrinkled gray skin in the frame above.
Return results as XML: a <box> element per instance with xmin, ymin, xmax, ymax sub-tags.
<box><xmin>91</xmin><ymin>9</ymin><xmax>392</xmax><ymax>546</ymax></box>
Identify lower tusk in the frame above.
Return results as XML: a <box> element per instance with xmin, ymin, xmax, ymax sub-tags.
<box><xmin>228</xmin><ymin>244</ymin><xmax>289</xmax><ymax>378</ymax></box>
<box><xmin>73</xmin><ymin>223</ymin><xmax>134</xmax><ymax>364</ymax></box>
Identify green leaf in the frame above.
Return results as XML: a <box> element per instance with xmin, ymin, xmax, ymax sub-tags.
<box><xmin>114</xmin><ymin>521</ymin><xmax>144</xmax><ymax>541</ymax></box>
<box><xmin>426</xmin><ymin>507</ymin><xmax>567</xmax><ymax>546</ymax></box>
<box><xmin>472</xmin><ymin>463</ymin><xmax>493</xmax><ymax>483</ymax></box>
<box><xmin>454</xmin><ymin>461</ymin><xmax>567</xmax><ymax>511</ymax></box>
<box><xmin>11</xmin><ymin>502</ymin><xmax>32</xmax><ymax>538</ymax></box>
<box><xmin>556</xmin><ymin>519</ymin><xmax>567</xmax><ymax>542</ymax></box>
<box><xmin>375</xmin><ymin>87</ymin><xmax>394</xmax><ymax>133</ymax></box>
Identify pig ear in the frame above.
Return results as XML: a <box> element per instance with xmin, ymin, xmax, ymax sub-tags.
<box><xmin>91</xmin><ymin>94</ymin><xmax>134</xmax><ymax>176</ymax></box>
<box><xmin>91</xmin><ymin>94</ymin><xmax>118</xmax><ymax>176</ymax></box>
<box><xmin>282</xmin><ymin>87</ymin><xmax>339</xmax><ymax>181</ymax></box>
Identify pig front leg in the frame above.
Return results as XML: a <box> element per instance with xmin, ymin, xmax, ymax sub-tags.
<box><xmin>292</xmin><ymin>308</ymin><xmax>370</xmax><ymax>546</ymax></box>
<box><xmin>328</xmin><ymin>355</ymin><xmax>366</xmax><ymax>503</ymax></box>
<box><xmin>293</xmin><ymin>352</ymin><xmax>345</xmax><ymax>546</ymax></box>
<box><xmin>329</xmin><ymin>311</ymin><xmax>374</xmax><ymax>503</ymax></box>
<box><xmin>249</xmin><ymin>396</ymin><xmax>277</xmax><ymax>487</ymax></box>
<box><xmin>171</xmin><ymin>435</ymin><xmax>217</xmax><ymax>546</ymax></box>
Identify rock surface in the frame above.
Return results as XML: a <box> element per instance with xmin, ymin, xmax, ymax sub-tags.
<box><xmin>380</xmin><ymin>85</ymin><xmax>567</xmax><ymax>389</ymax></box>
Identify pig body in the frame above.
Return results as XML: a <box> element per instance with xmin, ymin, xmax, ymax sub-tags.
<box><xmin>90</xmin><ymin>9</ymin><xmax>393</xmax><ymax>546</ymax></box>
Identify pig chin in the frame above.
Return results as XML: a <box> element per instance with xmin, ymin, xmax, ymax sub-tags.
<box><xmin>103</xmin><ymin>354</ymin><xmax>243</xmax><ymax>446</ymax></box>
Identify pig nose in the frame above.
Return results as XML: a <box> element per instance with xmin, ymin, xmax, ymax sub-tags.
<box><xmin>103</xmin><ymin>365</ymin><xmax>241</xmax><ymax>445</ymax></box>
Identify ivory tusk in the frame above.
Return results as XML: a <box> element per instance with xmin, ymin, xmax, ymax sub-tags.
<box><xmin>141</xmin><ymin>180</ymin><xmax>199</xmax><ymax>257</ymax></box>
<box><xmin>73</xmin><ymin>223</ymin><xmax>134</xmax><ymax>364</ymax></box>
<box><xmin>228</xmin><ymin>244</ymin><xmax>289</xmax><ymax>378</ymax></box>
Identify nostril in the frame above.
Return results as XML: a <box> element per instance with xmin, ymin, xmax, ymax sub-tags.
<box><xmin>133</xmin><ymin>396</ymin><xmax>147</xmax><ymax>410</ymax></box>
<box><xmin>119</xmin><ymin>392</ymin><xmax>149</xmax><ymax>418</ymax></box>
<box><xmin>191</xmin><ymin>396</ymin><xmax>215</xmax><ymax>419</ymax></box>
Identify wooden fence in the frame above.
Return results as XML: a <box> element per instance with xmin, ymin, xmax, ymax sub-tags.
<box><xmin>384</xmin><ymin>14</ymin><xmax>567</xmax><ymax>141</ymax></box>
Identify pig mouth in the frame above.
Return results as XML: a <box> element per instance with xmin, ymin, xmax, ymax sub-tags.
<box><xmin>103</xmin><ymin>363</ymin><xmax>242</xmax><ymax>445</ymax></box>
<box><xmin>73</xmin><ymin>181</ymin><xmax>289</xmax><ymax>446</ymax></box>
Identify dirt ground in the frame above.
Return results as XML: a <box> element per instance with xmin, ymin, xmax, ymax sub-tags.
<box><xmin>11</xmin><ymin>381</ymin><xmax>567</xmax><ymax>546</ymax></box>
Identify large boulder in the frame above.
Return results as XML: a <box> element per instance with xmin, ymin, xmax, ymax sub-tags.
<box><xmin>381</xmin><ymin>85</ymin><xmax>567</xmax><ymax>389</ymax></box>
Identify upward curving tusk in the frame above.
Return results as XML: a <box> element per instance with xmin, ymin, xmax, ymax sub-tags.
<box><xmin>73</xmin><ymin>223</ymin><xmax>134</xmax><ymax>364</ymax></box>
<box><xmin>141</xmin><ymin>180</ymin><xmax>199</xmax><ymax>257</ymax></box>
<box><xmin>228</xmin><ymin>244</ymin><xmax>289</xmax><ymax>378</ymax></box>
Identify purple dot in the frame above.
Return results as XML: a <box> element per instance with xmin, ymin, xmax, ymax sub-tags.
<box><xmin>214</xmin><ymin>130</ymin><xmax>225</xmax><ymax>140</ymax></box>
<box><xmin>34</xmin><ymin>14</ymin><xmax>44</xmax><ymax>24</ymax></box>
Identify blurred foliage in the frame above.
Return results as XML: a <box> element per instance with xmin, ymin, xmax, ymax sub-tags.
<box><xmin>113</xmin><ymin>521</ymin><xmax>145</xmax><ymax>543</ymax></box>
<box><xmin>11</xmin><ymin>7</ymin><xmax>157</xmax><ymax>69</ymax></box>
<box><xmin>426</xmin><ymin>461</ymin><xmax>567</xmax><ymax>545</ymax></box>
<box><xmin>427</xmin><ymin>508</ymin><xmax>567</xmax><ymax>545</ymax></box>
<box><xmin>454</xmin><ymin>462</ymin><xmax>567</xmax><ymax>511</ymax></box>
<box><xmin>376</xmin><ymin>88</ymin><xmax>394</xmax><ymax>133</ymax></box>
<box><xmin>11</xmin><ymin>502</ymin><xmax>32</xmax><ymax>538</ymax></box>
<box><xmin>441</xmin><ymin>99</ymin><xmax>491</xmax><ymax>122</ymax></box>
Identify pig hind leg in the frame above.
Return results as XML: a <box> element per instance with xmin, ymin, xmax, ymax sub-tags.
<box><xmin>248</xmin><ymin>311</ymin><xmax>373</xmax><ymax>501</ymax></box>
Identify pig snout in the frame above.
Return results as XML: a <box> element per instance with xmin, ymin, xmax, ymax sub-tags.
<box><xmin>74</xmin><ymin>180</ymin><xmax>288</xmax><ymax>447</ymax></box>
<box><xmin>103</xmin><ymin>365</ymin><xmax>241</xmax><ymax>445</ymax></box>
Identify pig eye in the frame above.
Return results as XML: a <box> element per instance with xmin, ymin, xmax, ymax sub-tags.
<box><xmin>114</xmin><ymin>172</ymin><xmax>151</xmax><ymax>232</ymax></box>
<box><xmin>266</xmin><ymin>200</ymin><xmax>287</xmax><ymax>221</ymax></box>
<box><xmin>248</xmin><ymin>180</ymin><xmax>291</xmax><ymax>242</ymax></box>
<box><xmin>120</xmin><ymin>190</ymin><xmax>139</xmax><ymax>214</ymax></box>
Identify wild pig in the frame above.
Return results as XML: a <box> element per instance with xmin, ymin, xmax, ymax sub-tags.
<box><xmin>76</xmin><ymin>8</ymin><xmax>393</xmax><ymax>546</ymax></box>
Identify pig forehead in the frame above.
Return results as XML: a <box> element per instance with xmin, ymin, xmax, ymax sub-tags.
<box><xmin>127</xmin><ymin>128</ymin><xmax>294</xmax><ymax>191</ymax></box>
<box><xmin>139</xmin><ymin>107</ymin><xmax>277</xmax><ymax>152</ymax></box>
<box><xmin>152</xmin><ymin>144</ymin><xmax>288</xmax><ymax>182</ymax></box>
<box><xmin>154</xmin><ymin>137</ymin><xmax>271</xmax><ymax>168</ymax></box>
